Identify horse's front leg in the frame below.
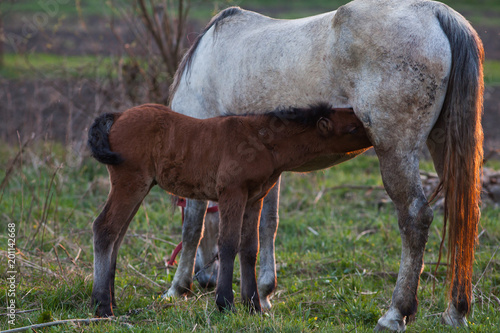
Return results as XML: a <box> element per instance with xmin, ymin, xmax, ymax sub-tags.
<box><xmin>166</xmin><ymin>199</ymin><xmax>209</xmax><ymax>297</ymax></box>
<box><xmin>374</xmin><ymin>150</ymin><xmax>434</xmax><ymax>332</ymax></box>
<box><xmin>239</xmin><ymin>198</ymin><xmax>264</xmax><ymax>313</ymax></box>
<box><xmin>258</xmin><ymin>179</ymin><xmax>280</xmax><ymax>309</ymax></box>
<box><xmin>195</xmin><ymin>202</ymin><xmax>220</xmax><ymax>289</ymax></box>
<box><xmin>215</xmin><ymin>190</ymin><xmax>247</xmax><ymax>311</ymax></box>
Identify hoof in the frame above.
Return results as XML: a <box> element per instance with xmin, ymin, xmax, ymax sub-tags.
<box><xmin>260</xmin><ymin>295</ymin><xmax>272</xmax><ymax>310</ymax></box>
<box><xmin>442</xmin><ymin>304</ymin><xmax>467</xmax><ymax>328</ymax></box>
<box><xmin>257</xmin><ymin>274</ymin><xmax>276</xmax><ymax>310</ymax></box>
<box><xmin>164</xmin><ymin>284</ymin><xmax>190</xmax><ymax>299</ymax></box>
<box><xmin>216</xmin><ymin>301</ymin><xmax>236</xmax><ymax>313</ymax></box>
<box><xmin>374</xmin><ymin>322</ymin><xmax>405</xmax><ymax>332</ymax></box>
<box><xmin>374</xmin><ymin>308</ymin><xmax>406</xmax><ymax>332</ymax></box>
<box><xmin>95</xmin><ymin>304</ymin><xmax>114</xmax><ymax>318</ymax></box>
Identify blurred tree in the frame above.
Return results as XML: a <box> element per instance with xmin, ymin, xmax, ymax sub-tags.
<box><xmin>110</xmin><ymin>0</ymin><xmax>194</xmax><ymax>105</ymax></box>
<box><xmin>137</xmin><ymin>0</ymin><xmax>190</xmax><ymax>78</ymax></box>
<box><xmin>0</xmin><ymin>15</ymin><xmax>3</xmax><ymax>69</ymax></box>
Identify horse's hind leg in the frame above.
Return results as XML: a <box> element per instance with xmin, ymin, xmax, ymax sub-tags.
<box><xmin>239</xmin><ymin>198</ymin><xmax>264</xmax><ymax>313</ymax></box>
<box><xmin>195</xmin><ymin>202</ymin><xmax>219</xmax><ymax>289</ymax></box>
<box><xmin>426</xmin><ymin>122</ymin><xmax>468</xmax><ymax>327</ymax></box>
<box><xmin>92</xmin><ymin>176</ymin><xmax>151</xmax><ymax>317</ymax></box>
<box><xmin>373</xmin><ymin>147</ymin><xmax>434</xmax><ymax>331</ymax></box>
<box><xmin>258</xmin><ymin>179</ymin><xmax>280</xmax><ymax>309</ymax></box>
<box><xmin>165</xmin><ymin>199</ymin><xmax>209</xmax><ymax>297</ymax></box>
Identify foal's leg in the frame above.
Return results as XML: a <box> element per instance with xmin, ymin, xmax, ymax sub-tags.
<box><xmin>92</xmin><ymin>177</ymin><xmax>151</xmax><ymax>317</ymax></box>
<box><xmin>215</xmin><ymin>190</ymin><xmax>247</xmax><ymax>311</ymax></box>
<box><xmin>374</xmin><ymin>149</ymin><xmax>434</xmax><ymax>331</ymax></box>
<box><xmin>165</xmin><ymin>199</ymin><xmax>209</xmax><ymax>297</ymax></box>
<box><xmin>239</xmin><ymin>198</ymin><xmax>264</xmax><ymax>313</ymax></box>
<box><xmin>108</xmin><ymin>201</ymin><xmax>143</xmax><ymax>308</ymax></box>
<box><xmin>258</xmin><ymin>179</ymin><xmax>280</xmax><ymax>309</ymax></box>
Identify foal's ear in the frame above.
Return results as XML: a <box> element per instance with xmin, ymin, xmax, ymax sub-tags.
<box><xmin>317</xmin><ymin>117</ymin><xmax>334</xmax><ymax>136</ymax></box>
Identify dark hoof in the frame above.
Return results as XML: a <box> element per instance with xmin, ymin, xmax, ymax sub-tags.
<box><xmin>95</xmin><ymin>305</ymin><xmax>114</xmax><ymax>318</ymax></box>
<box><xmin>246</xmin><ymin>303</ymin><xmax>262</xmax><ymax>314</ymax></box>
<box><xmin>216</xmin><ymin>295</ymin><xmax>235</xmax><ymax>313</ymax></box>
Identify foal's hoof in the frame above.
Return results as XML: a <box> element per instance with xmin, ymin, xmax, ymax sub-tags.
<box><xmin>95</xmin><ymin>304</ymin><xmax>115</xmax><ymax>318</ymax></box>
<box><xmin>216</xmin><ymin>295</ymin><xmax>236</xmax><ymax>313</ymax></box>
<box><xmin>216</xmin><ymin>303</ymin><xmax>236</xmax><ymax>313</ymax></box>
<box><xmin>246</xmin><ymin>303</ymin><xmax>262</xmax><ymax>314</ymax></box>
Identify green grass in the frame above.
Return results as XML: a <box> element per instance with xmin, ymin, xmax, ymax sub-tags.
<box><xmin>1</xmin><ymin>0</ymin><xmax>123</xmax><ymax>17</ymax></box>
<box><xmin>0</xmin><ymin>53</ymin><xmax>116</xmax><ymax>79</ymax></box>
<box><xmin>484</xmin><ymin>60</ymin><xmax>500</xmax><ymax>86</ymax></box>
<box><xmin>1</xmin><ymin>142</ymin><xmax>499</xmax><ymax>332</ymax></box>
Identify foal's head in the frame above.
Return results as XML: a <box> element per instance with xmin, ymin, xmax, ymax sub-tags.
<box><xmin>270</xmin><ymin>103</ymin><xmax>372</xmax><ymax>152</ymax></box>
<box><xmin>313</xmin><ymin>105</ymin><xmax>372</xmax><ymax>152</ymax></box>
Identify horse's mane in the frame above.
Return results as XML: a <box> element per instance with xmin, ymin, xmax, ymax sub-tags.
<box><xmin>225</xmin><ymin>103</ymin><xmax>349</xmax><ymax>127</ymax></box>
<box><xmin>169</xmin><ymin>7</ymin><xmax>243</xmax><ymax>103</ymax></box>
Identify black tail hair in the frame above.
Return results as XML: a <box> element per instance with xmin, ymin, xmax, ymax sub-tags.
<box><xmin>87</xmin><ymin>113</ymin><xmax>124</xmax><ymax>165</ymax></box>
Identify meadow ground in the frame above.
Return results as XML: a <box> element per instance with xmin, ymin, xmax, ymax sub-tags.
<box><xmin>0</xmin><ymin>142</ymin><xmax>499</xmax><ymax>332</ymax></box>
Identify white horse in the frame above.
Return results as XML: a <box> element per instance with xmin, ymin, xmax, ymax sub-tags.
<box><xmin>166</xmin><ymin>0</ymin><xmax>483</xmax><ymax>331</ymax></box>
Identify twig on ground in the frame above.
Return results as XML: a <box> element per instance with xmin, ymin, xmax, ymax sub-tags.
<box><xmin>0</xmin><ymin>309</ymin><xmax>38</xmax><ymax>316</ymax></box>
<box><xmin>0</xmin><ymin>317</ymin><xmax>114</xmax><ymax>333</ymax></box>
<box><xmin>307</xmin><ymin>226</ymin><xmax>319</xmax><ymax>236</ymax></box>
<box><xmin>53</xmin><ymin>245</ymin><xmax>67</xmax><ymax>283</ymax></box>
<box><xmin>355</xmin><ymin>229</ymin><xmax>377</xmax><ymax>241</ymax></box>
<box><xmin>473</xmin><ymin>245</ymin><xmax>499</xmax><ymax>292</ymax></box>
<box><xmin>313</xmin><ymin>186</ymin><xmax>325</xmax><ymax>205</ymax></box>
<box><xmin>127</xmin><ymin>263</ymin><xmax>162</xmax><ymax>288</ymax></box>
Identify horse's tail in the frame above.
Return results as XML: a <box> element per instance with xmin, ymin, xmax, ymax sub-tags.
<box><xmin>434</xmin><ymin>4</ymin><xmax>484</xmax><ymax>314</ymax></box>
<box><xmin>88</xmin><ymin>113</ymin><xmax>124</xmax><ymax>165</ymax></box>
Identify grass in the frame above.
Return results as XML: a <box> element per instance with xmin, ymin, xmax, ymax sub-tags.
<box><xmin>1</xmin><ymin>0</ymin><xmax>122</xmax><ymax>17</ymax></box>
<box><xmin>484</xmin><ymin>60</ymin><xmax>500</xmax><ymax>86</ymax></box>
<box><xmin>0</xmin><ymin>53</ymin><xmax>117</xmax><ymax>80</ymax></box>
<box><xmin>1</xmin><ymin>141</ymin><xmax>499</xmax><ymax>332</ymax></box>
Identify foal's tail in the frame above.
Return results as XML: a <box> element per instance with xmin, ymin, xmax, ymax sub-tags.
<box><xmin>434</xmin><ymin>4</ymin><xmax>484</xmax><ymax>315</ymax></box>
<box><xmin>88</xmin><ymin>113</ymin><xmax>124</xmax><ymax>165</ymax></box>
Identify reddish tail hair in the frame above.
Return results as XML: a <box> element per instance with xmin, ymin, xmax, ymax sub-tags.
<box><xmin>435</xmin><ymin>4</ymin><xmax>484</xmax><ymax>314</ymax></box>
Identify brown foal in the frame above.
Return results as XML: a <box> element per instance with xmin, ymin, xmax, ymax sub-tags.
<box><xmin>88</xmin><ymin>103</ymin><xmax>372</xmax><ymax>316</ymax></box>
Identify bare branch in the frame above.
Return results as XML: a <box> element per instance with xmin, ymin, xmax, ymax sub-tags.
<box><xmin>0</xmin><ymin>318</ymin><xmax>115</xmax><ymax>333</ymax></box>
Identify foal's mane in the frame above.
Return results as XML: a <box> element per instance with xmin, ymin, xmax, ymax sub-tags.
<box><xmin>169</xmin><ymin>7</ymin><xmax>243</xmax><ymax>102</ymax></box>
<box><xmin>225</xmin><ymin>103</ymin><xmax>347</xmax><ymax>127</ymax></box>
